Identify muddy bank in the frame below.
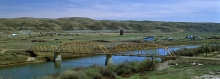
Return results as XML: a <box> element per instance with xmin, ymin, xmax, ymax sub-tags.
<box><xmin>0</xmin><ymin>59</ymin><xmax>43</xmax><ymax>68</ymax></box>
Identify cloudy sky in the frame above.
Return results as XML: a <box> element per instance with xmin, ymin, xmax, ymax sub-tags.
<box><xmin>0</xmin><ymin>0</ymin><xmax>219</xmax><ymax>22</ymax></box>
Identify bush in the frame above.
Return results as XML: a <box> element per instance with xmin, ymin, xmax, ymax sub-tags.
<box><xmin>77</xmin><ymin>71</ymin><xmax>90</xmax><ymax>79</ymax></box>
<box><xmin>59</xmin><ymin>69</ymin><xmax>78</xmax><ymax>79</ymax></box>
<box><xmin>89</xmin><ymin>64</ymin><xmax>104</xmax><ymax>70</ymax></box>
<box><xmin>139</xmin><ymin>59</ymin><xmax>151</xmax><ymax>70</ymax></box>
<box><xmin>115</xmin><ymin>59</ymin><xmax>158</xmax><ymax>75</ymax></box>
<box><xmin>116</xmin><ymin>60</ymin><xmax>140</xmax><ymax>75</ymax></box>
<box><xmin>84</xmin><ymin>68</ymin><xmax>102</xmax><ymax>79</ymax></box>
<box><xmin>184</xmin><ymin>49</ymin><xmax>194</xmax><ymax>56</ymax></box>
<box><xmin>175</xmin><ymin>48</ymin><xmax>197</xmax><ymax>56</ymax></box>
<box><xmin>51</xmin><ymin>72</ymin><xmax>60</xmax><ymax>78</ymax></box>
<box><xmin>174</xmin><ymin>44</ymin><xmax>220</xmax><ymax>57</ymax></box>
<box><xmin>101</xmin><ymin>64</ymin><xmax>117</xmax><ymax>78</ymax></box>
<box><xmin>73</xmin><ymin>67</ymin><xmax>86</xmax><ymax>71</ymax></box>
<box><xmin>127</xmin><ymin>61</ymin><xmax>139</xmax><ymax>72</ymax></box>
<box><xmin>116</xmin><ymin>62</ymin><xmax>132</xmax><ymax>74</ymax></box>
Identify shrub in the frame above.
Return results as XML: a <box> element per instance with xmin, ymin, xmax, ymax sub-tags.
<box><xmin>174</xmin><ymin>44</ymin><xmax>220</xmax><ymax>57</ymax></box>
<box><xmin>185</xmin><ymin>49</ymin><xmax>194</xmax><ymax>56</ymax></box>
<box><xmin>116</xmin><ymin>62</ymin><xmax>131</xmax><ymax>75</ymax></box>
<box><xmin>115</xmin><ymin>60</ymin><xmax>140</xmax><ymax>75</ymax></box>
<box><xmin>101</xmin><ymin>64</ymin><xmax>117</xmax><ymax>78</ymax></box>
<box><xmin>175</xmin><ymin>48</ymin><xmax>197</xmax><ymax>56</ymax></box>
<box><xmin>139</xmin><ymin>59</ymin><xmax>151</xmax><ymax>70</ymax></box>
<box><xmin>128</xmin><ymin>60</ymin><xmax>139</xmax><ymax>72</ymax></box>
<box><xmin>84</xmin><ymin>68</ymin><xmax>102</xmax><ymax>79</ymax></box>
<box><xmin>59</xmin><ymin>69</ymin><xmax>78</xmax><ymax>79</ymax></box>
<box><xmin>89</xmin><ymin>64</ymin><xmax>104</xmax><ymax>70</ymax></box>
<box><xmin>73</xmin><ymin>67</ymin><xmax>86</xmax><ymax>71</ymax></box>
<box><xmin>77</xmin><ymin>71</ymin><xmax>90</xmax><ymax>79</ymax></box>
<box><xmin>106</xmin><ymin>64</ymin><xmax>117</xmax><ymax>72</ymax></box>
<box><xmin>139</xmin><ymin>58</ymin><xmax>158</xmax><ymax>71</ymax></box>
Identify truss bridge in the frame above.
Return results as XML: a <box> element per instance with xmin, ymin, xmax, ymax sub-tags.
<box><xmin>27</xmin><ymin>42</ymin><xmax>175</xmax><ymax>65</ymax></box>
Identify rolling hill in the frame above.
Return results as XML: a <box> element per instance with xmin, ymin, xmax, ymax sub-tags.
<box><xmin>0</xmin><ymin>17</ymin><xmax>219</xmax><ymax>33</ymax></box>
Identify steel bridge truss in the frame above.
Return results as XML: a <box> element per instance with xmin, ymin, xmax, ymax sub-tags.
<box><xmin>110</xmin><ymin>43</ymin><xmax>175</xmax><ymax>57</ymax></box>
<box><xmin>57</xmin><ymin>42</ymin><xmax>109</xmax><ymax>54</ymax></box>
<box><xmin>29</xmin><ymin>42</ymin><xmax>175</xmax><ymax>57</ymax></box>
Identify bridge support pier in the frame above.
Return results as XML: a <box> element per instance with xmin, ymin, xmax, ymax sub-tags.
<box><xmin>54</xmin><ymin>52</ymin><xmax>62</xmax><ymax>61</ymax></box>
<box><xmin>105</xmin><ymin>54</ymin><xmax>113</xmax><ymax>65</ymax></box>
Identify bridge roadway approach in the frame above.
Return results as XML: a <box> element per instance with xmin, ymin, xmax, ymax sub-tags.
<box><xmin>27</xmin><ymin>42</ymin><xmax>176</xmax><ymax>65</ymax></box>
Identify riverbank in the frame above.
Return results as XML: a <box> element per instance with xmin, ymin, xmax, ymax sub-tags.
<box><xmin>0</xmin><ymin>60</ymin><xmax>43</xmax><ymax>68</ymax></box>
<box><xmin>0</xmin><ymin>52</ymin><xmax>98</xmax><ymax>67</ymax></box>
<box><xmin>124</xmin><ymin>63</ymin><xmax>220</xmax><ymax>79</ymax></box>
<box><xmin>117</xmin><ymin>56</ymin><xmax>220</xmax><ymax>79</ymax></box>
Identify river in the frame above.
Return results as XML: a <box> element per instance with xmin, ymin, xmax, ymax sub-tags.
<box><xmin>0</xmin><ymin>45</ymin><xmax>200</xmax><ymax>79</ymax></box>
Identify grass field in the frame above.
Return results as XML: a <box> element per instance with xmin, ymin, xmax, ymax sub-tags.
<box><xmin>0</xmin><ymin>32</ymin><xmax>220</xmax><ymax>50</ymax></box>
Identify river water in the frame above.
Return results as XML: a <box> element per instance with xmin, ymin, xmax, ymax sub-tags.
<box><xmin>0</xmin><ymin>45</ymin><xmax>200</xmax><ymax>79</ymax></box>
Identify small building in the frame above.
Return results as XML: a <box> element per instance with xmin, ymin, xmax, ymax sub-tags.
<box><xmin>54</xmin><ymin>38</ymin><xmax>59</xmax><ymax>40</ymax></box>
<box><xmin>69</xmin><ymin>38</ymin><xmax>73</xmax><ymax>40</ymax></box>
<box><xmin>168</xmin><ymin>37</ymin><xmax>174</xmax><ymax>41</ymax></box>
<box><xmin>29</xmin><ymin>32</ymin><xmax>32</xmax><ymax>35</ymax></box>
<box><xmin>185</xmin><ymin>35</ymin><xmax>194</xmax><ymax>39</ymax></box>
<box><xmin>143</xmin><ymin>37</ymin><xmax>155</xmax><ymax>41</ymax></box>
<box><xmin>120</xmin><ymin>30</ymin><xmax>124</xmax><ymax>36</ymax></box>
<box><xmin>163</xmin><ymin>37</ymin><xmax>174</xmax><ymax>41</ymax></box>
<box><xmin>185</xmin><ymin>35</ymin><xmax>199</xmax><ymax>40</ymax></box>
<box><xmin>11</xmin><ymin>34</ymin><xmax>17</xmax><ymax>36</ymax></box>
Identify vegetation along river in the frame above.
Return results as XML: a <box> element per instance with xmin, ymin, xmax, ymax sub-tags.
<box><xmin>0</xmin><ymin>45</ymin><xmax>200</xmax><ymax>79</ymax></box>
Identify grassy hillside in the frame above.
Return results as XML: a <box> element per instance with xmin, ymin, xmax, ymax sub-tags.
<box><xmin>0</xmin><ymin>17</ymin><xmax>219</xmax><ymax>33</ymax></box>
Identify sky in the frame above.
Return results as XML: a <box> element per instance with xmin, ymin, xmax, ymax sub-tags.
<box><xmin>0</xmin><ymin>0</ymin><xmax>219</xmax><ymax>22</ymax></box>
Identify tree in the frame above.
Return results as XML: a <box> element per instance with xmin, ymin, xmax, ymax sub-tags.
<box><xmin>204</xmin><ymin>45</ymin><xmax>212</xmax><ymax>57</ymax></box>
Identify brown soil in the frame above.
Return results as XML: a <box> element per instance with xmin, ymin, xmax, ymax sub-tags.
<box><xmin>0</xmin><ymin>49</ymin><xmax>7</xmax><ymax>53</ymax></box>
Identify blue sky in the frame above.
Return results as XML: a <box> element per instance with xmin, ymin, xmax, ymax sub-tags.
<box><xmin>0</xmin><ymin>0</ymin><xmax>219</xmax><ymax>22</ymax></box>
